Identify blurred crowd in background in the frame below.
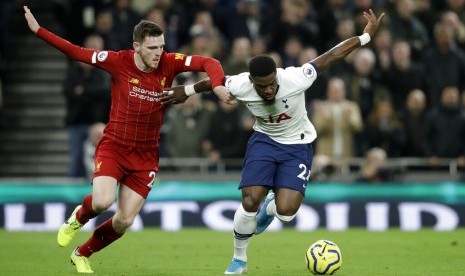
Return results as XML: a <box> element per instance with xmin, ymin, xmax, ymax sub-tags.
<box><xmin>1</xmin><ymin>0</ymin><xmax>465</xmax><ymax>181</ymax></box>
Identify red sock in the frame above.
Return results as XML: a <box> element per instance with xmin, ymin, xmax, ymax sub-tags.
<box><xmin>76</xmin><ymin>194</ymin><xmax>99</xmax><ymax>225</ymax></box>
<box><xmin>77</xmin><ymin>218</ymin><xmax>124</xmax><ymax>258</ymax></box>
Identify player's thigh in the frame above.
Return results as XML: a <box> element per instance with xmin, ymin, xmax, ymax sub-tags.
<box><xmin>115</xmin><ymin>184</ymin><xmax>145</xmax><ymax>222</ymax></box>
<box><xmin>92</xmin><ymin>138</ymin><xmax>125</xmax><ymax>208</ymax></box>
<box><xmin>241</xmin><ymin>159</ymin><xmax>276</xmax><ymax>185</ymax></box>
<box><xmin>275</xmin><ymin>143</ymin><xmax>313</xmax><ymax>195</ymax></box>
<box><xmin>122</xmin><ymin>168</ymin><xmax>156</xmax><ymax>199</ymax></box>
<box><xmin>240</xmin><ymin>134</ymin><xmax>278</xmax><ymax>188</ymax></box>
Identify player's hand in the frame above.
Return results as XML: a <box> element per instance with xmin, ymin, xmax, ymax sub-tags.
<box><xmin>362</xmin><ymin>9</ymin><xmax>385</xmax><ymax>37</ymax></box>
<box><xmin>160</xmin><ymin>85</ymin><xmax>188</xmax><ymax>105</ymax></box>
<box><xmin>213</xmin><ymin>85</ymin><xmax>237</xmax><ymax>105</ymax></box>
<box><xmin>23</xmin><ymin>6</ymin><xmax>40</xmax><ymax>34</ymax></box>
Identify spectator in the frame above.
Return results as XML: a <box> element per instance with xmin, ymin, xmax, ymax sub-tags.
<box><xmin>179</xmin><ymin>33</ymin><xmax>213</xmax><ymax>57</ymax></box>
<box><xmin>313</xmin><ymin>77</ymin><xmax>363</xmax><ymax>159</ymax></box>
<box><xmin>364</xmin><ymin>99</ymin><xmax>406</xmax><ymax>157</ymax></box>
<box><xmin>414</xmin><ymin>0</ymin><xmax>439</xmax><ymax>41</ymax></box>
<box><xmin>311</xmin><ymin>154</ymin><xmax>337</xmax><ymax>182</ymax></box>
<box><xmin>446</xmin><ymin>0</ymin><xmax>465</xmax><ymax>23</ymax></box>
<box><xmin>151</xmin><ymin>0</ymin><xmax>191</xmax><ymax>48</ymax></box>
<box><xmin>381</xmin><ymin>39</ymin><xmax>425</xmax><ymax>112</ymax></box>
<box><xmin>63</xmin><ymin>34</ymin><xmax>111</xmax><ymax>178</ymax></box>
<box><xmin>372</xmin><ymin>27</ymin><xmax>393</xmax><ymax>73</ymax></box>
<box><xmin>325</xmin><ymin>17</ymin><xmax>357</xmax><ymax>50</ymax></box>
<box><xmin>357</xmin><ymin>147</ymin><xmax>397</xmax><ymax>183</ymax></box>
<box><xmin>229</xmin><ymin>0</ymin><xmax>266</xmax><ymax>41</ymax></box>
<box><xmin>441</xmin><ymin>10</ymin><xmax>465</xmax><ymax>51</ymax></box>
<box><xmin>352</xmin><ymin>0</ymin><xmax>375</xmax><ymax>33</ymax></box>
<box><xmin>425</xmin><ymin>86</ymin><xmax>465</xmax><ymax>166</ymax></box>
<box><xmin>422</xmin><ymin>22</ymin><xmax>465</xmax><ymax>109</ymax></box>
<box><xmin>388</xmin><ymin>0</ymin><xmax>430</xmax><ymax>60</ymax></box>
<box><xmin>110</xmin><ymin>0</ymin><xmax>142</xmax><ymax>50</ymax></box>
<box><xmin>251</xmin><ymin>38</ymin><xmax>268</xmax><ymax>56</ymax></box>
<box><xmin>189</xmin><ymin>0</ymin><xmax>234</xmax><ymax>41</ymax></box>
<box><xmin>83</xmin><ymin>122</ymin><xmax>105</xmax><ymax>181</ymax></box>
<box><xmin>164</xmin><ymin>93</ymin><xmax>215</xmax><ymax>160</ymax></box>
<box><xmin>344</xmin><ymin>48</ymin><xmax>389</xmax><ymax>120</ymax></box>
<box><xmin>268</xmin><ymin>0</ymin><xmax>320</xmax><ymax>52</ymax></box>
<box><xmin>267</xmin><ymin>51</ymin><xmax>283</xmax><ymax>68</ymax></box>
<box><xmin>92</xmin><ymin>10</ymin><xmax>120</xmax><ymax>50</ymax></box>
<box><xmin>400</xmin><ymin>89</ymin><xmax>429</xmax><ymax>157</ymax></box>
<box><xmin>144</xmin><ymin>7</ymin><xmax>178</xmax><ymax>52</ymax></box>
<box><xmin>316</xmin><ymin>0</ymin><xmax>353</xmax><ymax>52</ymax></box>
<box><xmin>188</xmin><ymin>10</ymin><xmax>224</xmax><ymax>59</ymax></box>
<box><xmin>281</xmin><ymin>36</ymin><xmax>303</xmax><ymax>67</ymax></box>
<box><xmin>224</xmin><ymin>37</ymin><xmax>252</xmax><ymax>75</ymax></box>
<box><xmin>204</xmin><ymin>101</ymin><xmax>249</xmax><ymax>171</ymax></box>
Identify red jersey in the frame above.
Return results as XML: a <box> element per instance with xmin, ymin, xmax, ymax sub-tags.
<box><xmin>37</xmin><ymin>28</ymin><xmax>224</xmax><ymax>149</ymax></box>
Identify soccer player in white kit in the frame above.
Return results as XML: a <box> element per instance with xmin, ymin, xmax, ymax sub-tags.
<box><xmin>161</xmin><ymin>9</ymin><xmax>384</xmax><ymax>275</ymax></box>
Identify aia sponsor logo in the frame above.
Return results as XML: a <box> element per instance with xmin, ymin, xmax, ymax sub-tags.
<box><xmin>257</xmin><ymin>113</ymin><xmax>292</xmax><ymax>123</ymax></box>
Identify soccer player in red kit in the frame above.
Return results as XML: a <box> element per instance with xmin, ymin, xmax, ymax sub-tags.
<box><xmin>24</xmin><ymin>6</ymin><xmax>229</xmax><ymax>273</ymax></box>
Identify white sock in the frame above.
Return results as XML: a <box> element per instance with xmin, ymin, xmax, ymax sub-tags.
<box><xmin>266</xmin><ymin>200</ymin><xmax>296</xmax><ymax>222</ymax></box>
<box><xmin>232</xmin><ymin>204</ymin><xmax>257</xmax><ymax>262</ymax></box>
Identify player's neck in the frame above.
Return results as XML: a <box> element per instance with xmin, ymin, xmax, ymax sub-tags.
<box><xmin>134</xmin><ymin>53</ymin><xmax>153</xmax><ymax>72</ymax></box>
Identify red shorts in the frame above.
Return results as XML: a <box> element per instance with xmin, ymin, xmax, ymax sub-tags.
<box><xmin>93</xmin><ymin>136</ymin><xmax>159</xmax><ymax>198</ymax></box>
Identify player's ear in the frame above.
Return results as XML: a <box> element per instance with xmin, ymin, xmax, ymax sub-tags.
<box><xmin>248</xmin><ymin>75</ymin><xmax>254</xmax><ymax>84</ymax></box>
<box><xmin>133</xmin><ymin>41</ymin><xmax>140</xmax><ymax>53</ymax></box>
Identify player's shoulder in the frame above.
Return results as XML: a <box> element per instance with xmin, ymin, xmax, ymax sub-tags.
<box><xmin>278</xmin><ymin>63</ymin><xmax>318</xmax><ymax>82</ymax></box>
<box><xmin>158</xmin><ymin>52</ymin><xmax>191</xmax><ymax>71</ymax></box>
<box><xmin>90</xmin><ymin>49</ymin><xmax>129</xmax><ymax>67</ymax></box>
<box><xmin>104</xmin><ymin>49</ymin><xmax>131</xmax><ymax>62</ymax></box>
<box><xmin>225</xmin><ymin>73</ymin><xmax>251</xmax><ymax>93</ymax></box>
<box><xmin>225</xmin><ymin>73</ymin><xmax>249</xmax><ymax>86</ymax></box>
<box><xmin>162</xmin><ymin>52</ymin><xmax>189</xmax><ymax>62</ymax></box>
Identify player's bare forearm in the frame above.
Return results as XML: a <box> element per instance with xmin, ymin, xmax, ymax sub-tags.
<box><xmin>160</xmin><ymin>78</ymin><xmax>212</xmax><ymax>105</ymax></box>
<box><xmin>312</xmin><ymin>37</ymin><xmax>360</xmax><ymax>72</ymax></box>
<box><xmin>193</xmin><ymin>77</ymin><xmax>236</xmax><ymax>104</ymax></box>
<box><xmin>194</xmin><ymin>77</ymin><xmax>212</xmax><ymax>92</ymax></box>
<box><xmin>161</xmin><ymin>76</ymin><xmax>236</xmax><ymax>105</ymax></box>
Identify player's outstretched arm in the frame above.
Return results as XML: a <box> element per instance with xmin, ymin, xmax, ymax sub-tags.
<box><xmin>23</xmin><ymin>5</ymin><xmax>105</xmax><ymax>64</ymax></box>
<box><xmin>24</xmin><ymin>6</ymin><xmax>40</xmax><ymax>34</ymax></box>
<box><xmin>161</xmin><ymin>78</ymin><xmax>236</xmax><ymax>105</ymax></box>
<box><xmin>311</xmin><ymin>9</ymin><xmax>385</xmax><ymax>73</ymax></box>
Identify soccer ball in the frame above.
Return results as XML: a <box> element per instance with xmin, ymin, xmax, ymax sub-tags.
<box><xmin>305</xmin><ymin>240</ymin><xmax>342</xmax><ymax>275</ymax></box>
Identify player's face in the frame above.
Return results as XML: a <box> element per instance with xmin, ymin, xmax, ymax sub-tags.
<box><xmin>250</xmin><ymin>73</ymin><xmax>278</xmax><ymax>103</ymax></box>
<box><xmin>135</xmin><ymin>35</ymin><xmax>165</xmax><ymax>69</ymax></box>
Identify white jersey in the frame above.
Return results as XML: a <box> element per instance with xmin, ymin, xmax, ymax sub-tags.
<box><xmin>225</xmin><ymin>63</ymin><xmax>318</xmax><ymax>144</ymax></box>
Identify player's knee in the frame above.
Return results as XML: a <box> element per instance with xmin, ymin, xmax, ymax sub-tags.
<box><xmin>275</xmin><ymin>204</ymin><xmax>298</xmax><ymax>222</ymax></box>
<box><xmin>275</xmin><ymin>212</ymin><xmax>296</xmax><ymax>223</ymax></box>
<box><xmin>113</xmin><ymin>216</ymin><xmax>134</xmax><ymax>230</ymax></box>
<box><xmin>276</xmin><ymin>204</ymin><xmax>298</xmax><ymax>216</ymax></box>
<box><xmin>92</xmin><ymin>199</ymin><xmax>113</xmax><ymax>213</ymax></box>
<box><xmin>242</xmin><ymin>197</ymin><xmax>260</xmax><ymax>212</ymax></box>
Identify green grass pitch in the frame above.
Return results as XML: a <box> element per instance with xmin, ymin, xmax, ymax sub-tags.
<box><xmin>1</xmin><ymin>228</ymin><xmax>464</xmax><ymax>275</ymax></box>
